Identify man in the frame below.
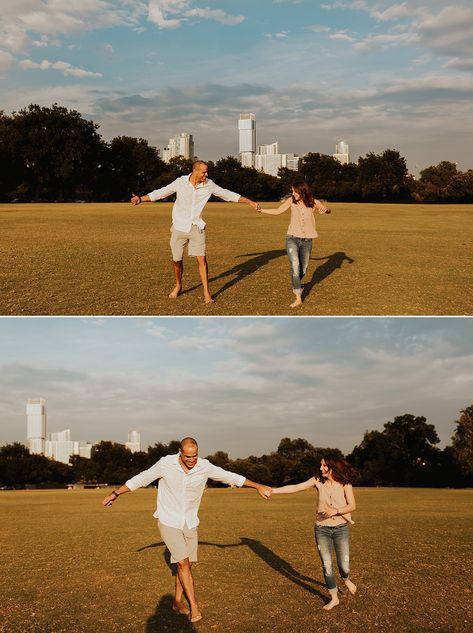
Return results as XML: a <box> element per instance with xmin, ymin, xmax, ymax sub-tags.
<box><xmin>102</xmin><ymin>437</ymin><xmax>271</xmax><ymax>623</ymax></box>
<box><xmin>131</xmin><ymin>161</ymin><xmax>260</xmax><ymax>304</ymax></box>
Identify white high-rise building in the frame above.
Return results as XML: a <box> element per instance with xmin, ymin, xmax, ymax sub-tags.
<box><xmin>239</xmin><ymin>113</ymin><xmax>256</xmax><ymax>168</ymax></box>
<box><xmin>255</xmin><ymin>141</ymin><xmax>300</xmax><ymax>177</ymax></box>
<box><xmin>45</xmin><ymin>430</ymin><xmax>94</xmax><ymax>464</ymax></box>
<box><xmin>26</xmin><ymin>398</ymin><xmax>47</xmax><ymax>455</ymax></box>
<box><xmin>333</xmin><ymin>140</ymin><xmax>350</xmax><ymax>165</ymax></box>
<box><xmin>26</xmin><ymin>399</ymin><xmax>93</xmax><ymax>464</ymax></box>
<box><xmin>126</xmin><ymin>430</ymin><xmax>141</xmax><ymax>453</ymax></box>
<box><xmin>163</xmin><ymin>133</ymin><xmax>194</xmax><ymax>162</ymax></box>
<box><xmin>45</xmin><ymin>429</ymin><xmax>74</xmax><ymax>464</ymax></box>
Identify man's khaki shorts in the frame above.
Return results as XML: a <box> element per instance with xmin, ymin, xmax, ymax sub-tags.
<box><xmin>170</xmin><ymin>225</ymin><xmax>206</xmax><ymax>261</ymax></box>
<box><xmin>158</xmin><ymin>520</ymin><xmax>198</xmax><ymax>564</ymax></box>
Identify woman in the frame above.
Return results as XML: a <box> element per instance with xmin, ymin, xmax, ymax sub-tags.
<box><xmin>270</xmin><ymin>457</ymin><xmax>357</xmax><ymax>610</ymax></box>
<box><xmin>259</xmin><ymin>181</ymin><xmax>330</xmax><ymax>307</ymax></box>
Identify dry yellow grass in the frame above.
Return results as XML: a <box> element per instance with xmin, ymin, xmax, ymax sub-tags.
<box><xmin>1</xmin><ymin>488</ymin><xmax>472</xmax><ymax>633</ymax></box>
<box><xmin>1</xmin><ymin>202</ymin><xmax>472</xmax><ymax>315</ymax></box>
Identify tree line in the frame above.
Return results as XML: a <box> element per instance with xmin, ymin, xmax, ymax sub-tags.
<box><xmin>1</xmin><ymin>104</ymin><xmax>472</xmax><ymax>204</ymax></box>
<box><xmin>1</xmin><ymin>407</ymin><xmax>472</xmax><ymax>489</ymax></box>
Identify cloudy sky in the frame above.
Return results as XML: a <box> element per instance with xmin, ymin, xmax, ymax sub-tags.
<box><xmin>1</xmin><ymin>0</ymin><xmax>472</xmax><ymax>173</ymax></box>
<box><xmin>1</xmin><ymin>317</ymin><xmax>471</xmax><ymax>457</ymax></box>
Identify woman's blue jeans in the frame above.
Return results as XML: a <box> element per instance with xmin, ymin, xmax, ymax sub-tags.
<box><xmin>315</xmin><ymin>524</ymin><xmax>350</xmax><ymax>590</ymax></box>
<box><xmin>285</xmin><ymin>235</ymin><xmax>313</xmax><ymax>294</ymax></box>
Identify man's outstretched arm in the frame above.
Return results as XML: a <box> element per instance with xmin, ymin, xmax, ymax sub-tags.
<box><xmin>131</xmin><ymin>193</ymin><xmax>151</xmax><ymax>205</ymax></box>
<box><xmin>242</xmin><ymin>479</ymin><xmax>272</xmax><ymax>499</ymax></box>
<box><xmin>102</xmin><ymin>484</ymin><xmax>131</xmax><ymax>506</ymax></box>
<box><xmin>238</xmin><ymin>196</ymin><xmax>261</xmax><ymax>211</ymax></box>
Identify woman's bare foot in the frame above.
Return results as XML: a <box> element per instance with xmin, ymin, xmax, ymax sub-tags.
<box><xmin>323</xmin><ymin>595</ymin><xmax>340</xmax><ymax>611</ymax></box>
<box><xmin>290</xmin><ymin>297</ymin><xmax>303</xmax><ymax>308</ymax></box>
<box><xmin>204</xmin><ymin>293</ymin><xmax>214</xmax><ymax>305</ymax></box>
<box><xmin>172</xmin><ymin>601</ymin><xmax>190</xmax><ymax>615</ymax></box>
<box><xmin>169</xmin><ymin>285</ymin><xmax>182</xmax><ymax>299</ymax></box>
<box><xmin>189</xmin><ymin>611</ymin><xmax>202</xmax><ymax>622</ymax></box>
<box><xmin>344</xmin><ymin>578</ymin><xmax>357</xmax><ymax>595</ymax></box>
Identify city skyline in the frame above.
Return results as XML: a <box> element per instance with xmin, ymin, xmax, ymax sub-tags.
<box><xmin>25</xmin><ymin>396</ymin><xmax>141</xmax><ymax>463</ymax></box>
<box><xmin>1</xmin><ymin>317</ymin><xmax>472</xmax><ymax>458</ymax></box>
<box><xmin>1</xmin><ymin>1</ymin><xmax>472</xmax><ymax>174</ymax></box>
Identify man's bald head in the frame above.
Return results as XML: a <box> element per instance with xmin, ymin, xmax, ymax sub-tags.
<box><xmin>180</xmin><ymin>437</ymin><xmax>198</xmax><ymax>451</ymax></box>
<box><xmin>179</xmin><ymin>437</ymin><xmax>199</xmax><ymax>470</ymax></box>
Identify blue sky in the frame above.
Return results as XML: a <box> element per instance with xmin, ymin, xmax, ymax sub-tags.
<box><xmin>1</xmin><ymin>317</ymin><xmax>472</xmax><ymax>457</ymax></box>
<box><xmin>1</xmin><ymin>1</ymin><xmax>472</xmax><ymax>173</ymax></box>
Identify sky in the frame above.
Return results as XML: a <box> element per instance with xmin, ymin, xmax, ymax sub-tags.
<box><xmin>1</xmin><ymin>0</ymin><xmax>472</xmax><ymax>174</ymax></box>
<box><xmin>1</xmin><ymin>316</ymin><xmax>472</xmax><ymax>458</ymax></box>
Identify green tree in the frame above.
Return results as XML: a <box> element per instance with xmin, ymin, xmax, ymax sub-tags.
<box><xmin>6</xmin><ymin>104</ymin><xmax>105</xmax><ymax>201</ymax></box>
<box><xmin>147</xmin><ymin>440</ymin><xmax>181</xmax><ymax>466</ymax></box>
<box><xmin>348</xmin><ymin>414</ymin><xmax>441</xmax><ymax>485</ymax></box>
<box><xmin>450</xmin><ymin>405</ymin><xmax>473</xmax><ymax>483</ymax></box>
<box><xmin>357</xmin><ymin>149</ymin><xmax>412</xmax><ymax>201</ymax></box>
<box><xmin>414</xmin><ymin>161</ymin><xmax>459</xmax><ymax>202</ymax></box>
<box><xmin>106</xmin><ymin>135</ymin><xmax>167</xmax><ymax>200</ymax></box>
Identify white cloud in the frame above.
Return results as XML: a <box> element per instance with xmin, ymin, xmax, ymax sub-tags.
<box><xmin>19</xmin><ymin>58</ymin><xmax>103</xmax><ymax>77</ymax></box>
<box><xmin>353</xmin><ymin>31</ymin><xmax>420</xmax><ymax>52</ymax></box>
<box><xmin>185</xmin><ymin>7</ymin><xmax>244</xmax><ymax>25</ymax></box>
<box><xmin>147</xmin><ymin>0</ymin><xmax>245</xmax><ymax>29</ymax></box>
<box><xmin>0</xmin><ymin>49</ymin><xmax>15</xmax><ymax>69</ymax></box>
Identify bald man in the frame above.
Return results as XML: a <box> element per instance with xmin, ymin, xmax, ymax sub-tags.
<box><xmin>131</xmin><ymin>161</ymin><xmax>260</xmax><ymax>304</ymax></box>
<box><xmin>102</xmin><ymin>437</ymin><xmax>271</xmax><ymax>623</ymax></box>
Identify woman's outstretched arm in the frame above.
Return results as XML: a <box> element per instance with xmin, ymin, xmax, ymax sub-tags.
<box><xmin>259</xmin><ymin>197</ymin><xmax>292</xmax><ymax>216</ymax></box>
<box><xmin>314</xmin><ymin>199</ymin><xmax>331</xmax><ymax>214</ymax></box>
<box><xmin>271</xmin><ymin>477</ymin><xmax>316</xmax><ymax>494</ymax></box>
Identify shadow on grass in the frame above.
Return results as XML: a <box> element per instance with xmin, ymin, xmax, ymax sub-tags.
<box><xmin>177</xmin><ymin>249</ymin><xmax>286</xmax><ymax>299</ymax></box>
<box><xmin>146</xmin><ymin>594</ymin><xmax>197</xmax><ymax>633</ymax></box>
<box><xmin>138</xmin><ymin>537</ymin><xmax>325</xmax><ymax>600</ymax></box>
<box><xmin>302</xmin><ymin>251</ymin><xmax>355</xmax><ymax>301</ymax></box>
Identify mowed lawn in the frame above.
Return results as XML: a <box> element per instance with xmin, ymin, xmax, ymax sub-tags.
<box><xmin>1</xmin><ymin>202</ymin><xmax>472</xmax><ymax>315</ymax></box>
<box><xmin>1</xmin><ymin>488</ymin><xmax>471</xmax><ymax>633</ymax></box>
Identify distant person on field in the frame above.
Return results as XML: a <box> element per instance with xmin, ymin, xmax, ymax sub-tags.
<box><xmin>102</xmin><ymin>437</ymin><xmax>271</xmax><ymax>624</ymax></box>
<box><xmin>258</xmin><ymin>181</ymin><xmax>330</xmax><ymax>307</ymax></box>
<box><xmin>131</xmin><ymin>161</ymin><xmax>260</xmax><ymax>304</ymax></box>
<box><xmin>268</xmin><ymin>457</ymin><xmax>358</xmax><ymax>610</ymax></box>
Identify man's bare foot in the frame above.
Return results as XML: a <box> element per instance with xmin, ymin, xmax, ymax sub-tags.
<box><xmin>290</xmin><ymin>297</ymin><xmax>303</xmax><ymax>308</ymax></box>
<box><xmin>344</xmin><ymin>579</ymin><xmax>357</xmax><ymax>595</ymax></box>
<box><xmin>323</xmin><ymin>596</ymin><xmax>340</xmax><ymax>611</ymax></box>
<box><xmin>172</xmin><ymin>601</ymin><xmax>190</xmax><ymax>615</ymax></box>
<box><xmin>204</xmin><ymin>294</ymin><xmax>214</xmax><ymax>305</ymax></box>
<box><xmin>169</xmin><ymin>285</ymin><xmax>182</xmax><ymax>299</ymax></box>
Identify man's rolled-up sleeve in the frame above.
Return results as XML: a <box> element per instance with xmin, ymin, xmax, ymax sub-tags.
<box><xmin>207</xmin><ymin>464</ymin><xmax>246</xmax><ymax>487</ymax></box>
<box><xmin>125</xmin><ymin>460</ymin><xmax>164</xmax><ymax>491</ymax></box>
<box><xmin>148</xmin><ymin>179</ymin><xmax>180</xmax><ymax>202</ymax></box>
<box><xmin>211</xmin><ymin>184</ymin><xmax>241</xmax><ymax>203</ymax></box>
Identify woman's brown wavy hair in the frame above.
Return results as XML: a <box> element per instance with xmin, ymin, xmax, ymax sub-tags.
<box><xmin>291</xmin><ymin>181</ymin><xmax>315</xmax><ymax>208</ymax></box>
<box><xmin>320</xmin><ymin>457</ymin><xmax>359</xmax><ymax>485</ymax></box>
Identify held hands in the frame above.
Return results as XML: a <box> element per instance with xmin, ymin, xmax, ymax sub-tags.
<box><xmin>257</xmin><ymin>485</ymin><xmax>273</xmax><ymax>499</ymax></box>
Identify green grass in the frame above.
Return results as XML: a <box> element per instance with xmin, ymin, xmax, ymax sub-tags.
<box><xmin>1</xmin><ymin>488</ymin><xmax>472</xmax><ymax>633</ymax></box>
<box><xmin>1</xmin><ymin>202</ymin><xmax>472</xmax><ymax>315</ymax></box>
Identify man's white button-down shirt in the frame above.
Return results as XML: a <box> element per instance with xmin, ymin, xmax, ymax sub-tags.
<box><xmin>147</xmin><ymin>175</ymin><xmax>241</xmax><ymax>233</ymax></box>
<box><xmin>125</xmin><ymin>453</ymin><xmax>246</xmax><ymax>529</ymax></box>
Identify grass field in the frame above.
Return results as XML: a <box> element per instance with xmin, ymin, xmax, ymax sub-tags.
<box><xmin>1</xmin><ymin>488</ymin><xmax>472</xmax><ymax>633</ymax></box>
<box><xmin>1</xmin><ymin>202</ymin><xmax>472</xmax><ymax>315</ymax></box>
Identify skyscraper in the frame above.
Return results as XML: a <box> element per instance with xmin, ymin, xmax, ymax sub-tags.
<box><xmin>255</xmin><ymin>141</ymin><xmax>300</xmax><ymax>177</ymax></box>
<box><xmin>333</xmin><ymin>140</ymin><xmax>350</xmax><ymax>165</ymax></box>
<box><xmin>126</xmin><ymin>430</ymin><xmax>141</xmax><ymax>453</ymax></box>
<box><xmin>26</xmin><ymin>398</ymin><xmax>47</xmax><ymax>455</ymax></box>
<box><xmin>239</xmin><ymin>113</ymin><xmax>256</xmax><ymax>168</ymax></box>
<box><xmin>163</xmin><ymin>133</ymin><xmax>194</xmax><ymax>162</ymax></box>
